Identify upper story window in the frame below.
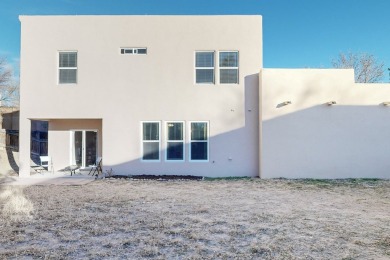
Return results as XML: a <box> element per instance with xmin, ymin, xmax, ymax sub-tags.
<box><xmin>219</xmin><ymin>51</ymin><xmax>239</xmax><ymax>84</ymax></box>
<box><xmin>59</xmin><ymin>51</ymin><xmax>77</xmax><ymax>84</ymax></box>
<box><xmin>120</xmin><ymin>48</ymin><xmax>147</xmax><ymax>55</ymax></box>
<box><xmin>195</xmin><ymin>51</ymin><xmax>214</xmax><ymax>84</ymax></box>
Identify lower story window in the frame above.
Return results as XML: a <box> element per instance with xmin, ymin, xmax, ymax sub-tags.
<box><xmin>166</xmin><ymin>122</ymin><xmax>184</xmax><ymax>161</ymax></box>
<box><xmin>190</xmin><ymin>122</ymin><xmax>208</xmax><ymax>161</ymax></box>
<box><xmin>142</xmin><ymin>122</ymin><xmax>160</xmax><ymax>161</ymax></box>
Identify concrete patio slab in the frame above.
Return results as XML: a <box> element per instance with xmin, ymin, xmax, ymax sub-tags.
<box><xmin>0</xmin><ymin>174</ymin><xmax>95</xmax><ymax>186</ymax></box>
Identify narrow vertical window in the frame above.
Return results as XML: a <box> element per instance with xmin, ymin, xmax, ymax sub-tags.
<box><xmin>219</xmin><ymin>51</ymin><xmax>239</xmax><ymax>84</ymax></box>
<box><xmin>142</xmin><ymin>122</ymin><xmax>160</xmax><ymax>161</ymax></box>
<box><xmin>59</xmin><ymin>51</ymin><xmax>77</xmax><ymax>84</ymax></box>
<box><xmin>166</xmin><ymin>122</ymin><xmax>184</xmax><ymax>161</ymax></box>
<box><xmin>195</xmin><ymin>51</ymin><xmax>214</xmax><ymax>84</ymax></box>
<box><xmin>190</xmin><ymin>122</ymin><xmax>208</xmax><ymax>161</ymax></box>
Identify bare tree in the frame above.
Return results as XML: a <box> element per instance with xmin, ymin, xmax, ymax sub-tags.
<box><xmin>332</xmin><ymin>52</ymin><xmax>384</xmax><ymax>83</ymax></box>
<box><xmin>0</xmin><ymin>57</ymin><xmax>19</xmax><ymax>107</ymax></box>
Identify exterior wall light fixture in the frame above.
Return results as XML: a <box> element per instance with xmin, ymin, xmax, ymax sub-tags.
<box><xmin>276</xmin><ymin>101</ymin><xmax>292</xmax><ymax>108</ymax></box>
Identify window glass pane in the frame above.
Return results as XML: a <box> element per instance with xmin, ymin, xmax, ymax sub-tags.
<box><xmin>220</xmin><ymin>69</ymin><xmax>238</xmax><ymax>84</ymax></box>
<box><xmin>143</xmin><ymin>123</ymin><xmax>159</xmax><ymax>140</ymax></box>
<box><xmin>59</xmin><ymin>52</ymin><xmax>77</xmax><ymax>67</ymax></box>
<box><xmin>124</xmin><ymin>49</ymin><xmax>133</xmax><ymax>54</ymax></box>
<box><xmin>219</xmin><ymin>52</ymin><xmax>238</xmax><ymax>67</ymax></box>
<box><xmin>191</xmin><ymin>123</ymin><xmax>207</xmax><ymax>140</ymax></box>
<box><xmin>196</xmin><ymin>69</ymin><xmax>214</xmax><ymax>83</ymax></box>
<box><xmin>59</xmin><ymin>69</ymin><xmax>77</xmax><ymax>84</ymax></box>
<box><xmin>196</xmin><ymin>52</ymin><xmax>214</xmax><ymax>67</ymax></box>
<box><xmin>74</xmin><ymin>131</ymin><xmax>82</xmax><ymax>166</ymax></box>
<box><xmin>167</xmin><ymin>122</ymin><xmax>183</xmax><ymax>140</ymax></box>
<box><xmin>137</xmin><ymin>48</ymin><xmax>147</xmax><ymax>54</ymax></box>
<box><xmin>143</xmin><ymin>143</ymin><xmax>159</xmax><ymax>160</ymax></box>
<box><xmin>191</xmin><ymin>142</ymin><xmax>208</xmax><ymax>160</ymax></box>
<box><xmin>167</xmin><ymin>142</ymin><xmax>184</xmax><ymax>160</ymax></box>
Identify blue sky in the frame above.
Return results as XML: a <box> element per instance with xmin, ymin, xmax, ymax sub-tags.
<box><xmin>1</xmin><ymin>0</ymin><xmax>389</xmax><ymax>79</ymax></box>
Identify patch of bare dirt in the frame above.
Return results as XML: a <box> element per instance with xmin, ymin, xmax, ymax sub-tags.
<box><xmin>0</xmin><ymin>179</ymin><xmax>389</xmax><ymax>259</ymax></box>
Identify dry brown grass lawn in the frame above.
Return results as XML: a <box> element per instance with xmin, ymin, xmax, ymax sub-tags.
<box><xmin>0</xmin><ymin>178</ymin><xmax>389</xmax><ymax>259</ymax></box>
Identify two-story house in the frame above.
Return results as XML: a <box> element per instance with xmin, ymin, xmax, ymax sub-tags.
<box><xmin>19</xmin><ymin>15</ymin><xmax>262</xmax><ymax>177</ymax></box>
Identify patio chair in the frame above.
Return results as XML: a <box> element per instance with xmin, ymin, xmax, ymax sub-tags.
<box><xmin>31</xmin><ymin>156</ymin><xmax>54</xmax><ymax>174</ymax></box>
<box><xmin>40</xmin><ymin>156</ymin><xmax>54</xmax><ymax>173</ymax></box>
<box><xmin>88</xmin><ymin>157</ymin><xmax>102</xmax><ymax>176</ymax></box>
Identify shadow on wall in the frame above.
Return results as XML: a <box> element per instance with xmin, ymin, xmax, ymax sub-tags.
<box><xmin>106</xmin><ymin>75</ymin><xmax>259</xmax><ymax>177</ymax></box>
<box><xmin>262</xmin><ymin>105</ymin><xmax>390</xmax><ymax>179</ymax></box>
<box><xmin>99</xmin><ymin>123</ymin><xmax>260</xmax><ymax>177</ymax></box>
<box><xmin>6</xmin><ymin>148</ymin><xmax>19</xmax><ymax>174</ymax></box>
<box><xmin>1</xmin><ymin>109</ymin><xmax>20</xmax><ymax>175</ymax></box>
<box><xmin>48</xmin><ymin>74</ymin><xmax>260</xmax><ymax>177</ymax></box>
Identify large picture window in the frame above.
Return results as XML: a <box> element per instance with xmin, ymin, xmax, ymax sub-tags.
<box><xmin>219</xmin><ymin>51</ymin><xmax>238</xmax><ymax>84</ymax></box>
<box><xmin>195</xmin><ymin>51</ymin><xmax>214</xmax><ymax>84</ymax></box>
<box><xmin>59</xmin><ymin>51</ymin><xmax>77</xmax><ymax>84</ymax></box>
<box><xmin>142</xmin><ymin>122</ymin><xmax>160</xmax><ymax>161</ymax></box>
<box><xmin>190</xmin><ymin>122</ymin><xmax>208</xmax><ymax>161</ymax></box>
<box><xmin>166</xmin><ymin>122</ymin><xmax>184</xmax><ymax>161</ymax></box>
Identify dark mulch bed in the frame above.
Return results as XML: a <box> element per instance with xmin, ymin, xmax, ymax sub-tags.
<box><xmin>108</xmin><ymin>175</ymin><xmax>203</xmax><ymax>180</ymax></box>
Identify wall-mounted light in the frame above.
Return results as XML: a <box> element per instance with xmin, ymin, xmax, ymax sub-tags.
<box><xmin>276</xmin><ymin>101</ymin><xmax>291</xmax><ymax>108</ymax></box>
<box><xmin>326</xmin><ymin>101</ymin><xmax>337</xmax><ymax>106</ymax></box>
<box><xmin>382</xmin><ymin>102</ymin><xmax>390</xmax><ymax>106</ymax></box>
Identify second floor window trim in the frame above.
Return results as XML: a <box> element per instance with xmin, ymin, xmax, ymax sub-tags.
<box><xmin>219</xmin><ymin>51</ymin><xmax>239</xmax><ymax>84</ymax></box>
<box><xmin>195</xmin><ymin>51</ymin><xmax>215</xmax><ymax>84</ymax></box>
<box><xmin>120</xmin><ymin>47</ymin><xmax>147</xmax><ymax>55</ymax></box>
<box><xmin>58</xmin><ymin>51</ymin><xmax>77</xmax><ymax>84</ymax></box>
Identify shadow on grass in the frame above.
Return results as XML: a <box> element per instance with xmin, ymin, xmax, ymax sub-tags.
<box><xmin>285</xmin><ymin>178</ymin><xmax>386</xmax><ymax>188</ymax></box>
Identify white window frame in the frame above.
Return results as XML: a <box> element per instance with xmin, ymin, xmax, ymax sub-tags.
<box><xmin>219</xmin><ymin>51</ymin><xmax>239</xmax><ymax>84</ymax></box>
<box><xmin>165</xmin><ymin>121</ymin><xmax>185</xmax><ymax>162</ymax></box>
<box><xmin>141</xmin><ymin>121</ymin><xmax>161</xmax><ymax>162</ymax></box>
<box><xmin>120</xmin><ymin>47</ymin><xmax>147</xmax><ymax>55</ymax></box>
<box><xmin>69</xmin><ymin>129</ymin><xmax>98</xmax><ymax>168</ymax></box>
<box><xmin>195</xmin><ymin>51</ymin><xmax>215</xmax><ymax>84</ymax></box>
<box><xmin>189</xmin><ymin>121</ymin><xmax>209</xmax><ymax>162</ymax></box>
<box><xmin>58</xmin><ymin>51</ymin><xmax>78</xmax><ymax>85</ymax></box>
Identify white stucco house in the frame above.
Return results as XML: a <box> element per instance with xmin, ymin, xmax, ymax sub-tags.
<box><xmin>19</xmin><ymin>15</ymin><xmax>390</xmax><ymax>179</ymax></box>
<box><xmin>19</xmin><ymin>15</ymin><xmax>262</xmax><ymax>178</ymax></box>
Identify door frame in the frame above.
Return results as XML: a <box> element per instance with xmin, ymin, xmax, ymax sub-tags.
<box><xmin>69</xmin><ymin>129</ymin><xmax>98</xmax><ymax>168</ymax></box>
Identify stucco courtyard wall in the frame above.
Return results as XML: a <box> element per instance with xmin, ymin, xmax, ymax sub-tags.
<box><xmin>261</xmin><ymin>69</ymin><xmax>390</xmax><ymax>179</ymax></box>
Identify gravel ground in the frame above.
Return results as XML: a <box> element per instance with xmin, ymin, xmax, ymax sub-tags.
<box><xmin>0</xmin><ymin>178</ymin><xmax>389</xmax><ymax>259</ymax></box>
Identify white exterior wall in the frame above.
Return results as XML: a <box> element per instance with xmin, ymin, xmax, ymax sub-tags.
<box><xmin>261</xmin><ymin>69</ymin><xmax>390</xmax><ymax>179</ymax></box>
<box><xmin>19</xmin><ymin>15</ymin><xmax>262</xmax><ymax>177</ymax></box>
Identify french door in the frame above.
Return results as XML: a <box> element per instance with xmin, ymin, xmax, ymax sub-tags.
<box><xmin>72</xmin><ymin>130</ymin><xmax>97</xmax><ymax>168</ymax></box>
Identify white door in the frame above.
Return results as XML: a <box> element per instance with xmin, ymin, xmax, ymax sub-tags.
<box><xmin>72</xmin><ymin>130</ymin><xmax>97</xmax><ymax>168</ymax></box>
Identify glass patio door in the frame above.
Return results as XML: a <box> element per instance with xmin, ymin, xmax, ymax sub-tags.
<box><xmin>72</xmin><ymin>130</ymin><xmax>97</xmax><ymax>168</ymax></box>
